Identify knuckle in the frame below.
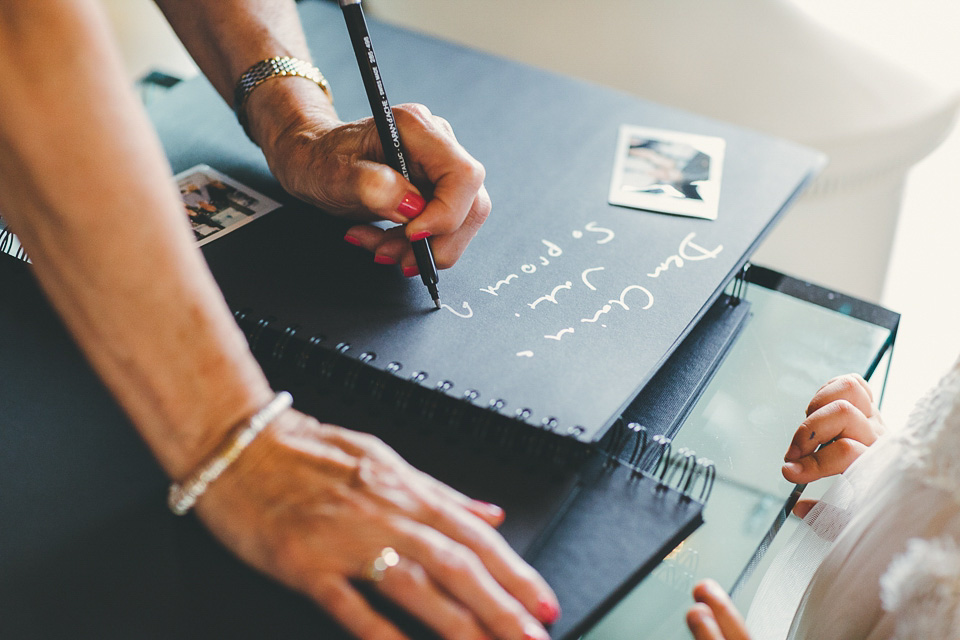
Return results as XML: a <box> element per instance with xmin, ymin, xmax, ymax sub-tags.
<box><xmin>418</xmin><ymin>496</ymin><xmax>446</xmax><ymax>527</ymax></box>
<box><xmin>853</xmin><ymin>373</ymin><xmax>874</xmax><ymax>398</ymax></box>
<box><xmin>362</xmin><ymin>431</ymin><xmax>387</xmax><ymax>450</ymax></box>
<box><xmin>462</xmin><ymin>156</ymin><xmax>486</xmax><ymax>186</ymax></box>
<box><xmin>832</xmin><ymin>438</ymin><xmax>860</xmax><ymax>459</ymax></box>
<box><xmin>468</xmin><ymin>211</ymin><xmax>489</xmax><ymax>237</ymax></box>
<box><xmin>834</xmin><ymin>375</ymin><xmax>862</xmax><ymax>397</ymax></box>
<box><xmin>475</xmin><ymin>192</ymin><xmax>492</xmax><ymax>221</ymax></box>
<box><xmin>831</xmin><ymin>399</ymin><xmax>860</xmax><ymax>419</ymax></box>
<box><xmin>398</xmin><ymin>102</ymin><xmax>432</xmax><ymax>121</ymax></box>
<box><xmin>434</xmin><ymin>115</ymin><xmax>455</xmax><ymax>135</ymax></box>
<box><xmin>435</xmin><ymin>546</ymin><xmax>474</xmax><ymax>583</ymax></box>
<box><xmin>354</xmin><ymin>429</ymin><xmax>388</xmax><ymax>454</ymax></box>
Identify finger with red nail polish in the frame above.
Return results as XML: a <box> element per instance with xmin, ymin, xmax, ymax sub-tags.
<box><xmin>397</xmin><ymin>191</ymin><xmax>426</xmax><ymax>219</ymax></box>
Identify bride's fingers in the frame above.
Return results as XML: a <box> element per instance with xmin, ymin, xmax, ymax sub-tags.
<box><xmin>691</xmin><ymin>580</ymin><xmax>751</xmax><ymax>640</ymax></box>
<box><xmin>785</xmin><ymin>400</ymin><xmax>877</xmax><ymax>462</ymax></box>
<box><xmin>687</xmin><ymin>603</ymin><xmax>725</xmax><ymax>640</ymax></box>
<box><xmin>806</xmin><ymin>374</ymin><xmax>875</xmax><ymax>418</ymax></box>
<box><xmin>792</xmin><ymin>498</ymin><xmax>819</xmax><ymax>519</ymax></box>
<box><xmin>782</xmin><ymin>437</ymin><xmax>868</xmax><ymax>484</ymax></box>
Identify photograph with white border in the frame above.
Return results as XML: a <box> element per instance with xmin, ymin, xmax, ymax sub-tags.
<box><xmin>608</xmin><ymin>125</ymin><xmax>725</xmax><ymax>220</ymax></box>
<box><xmin>175</xmin><ymin>164</ymin><xmax>281</xmax><ymax>246</ymax></box>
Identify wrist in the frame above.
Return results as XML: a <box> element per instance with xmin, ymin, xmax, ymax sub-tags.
<box><xmin>130</xmin><ymin>315</ymin><xmax>278</xmax><ymax>481</ymax></box>
<box><xmin>149</xmin><ymin>375</ymin><xmax>277</xmax><ymax>482</ymax></box>
<box><xmin>168</xmin><ymin>391</ymin><xmax>294</xmax><ymax>515</ymax></box>
<box><xmin>243</xmin><ymin>71</ymin><xmax>340</xmax><ymax>152</ymax></box>
<box><xmin>194</xmin><ymin>410</ymin><xmax>361</xmax><ymax>519</ymax></box>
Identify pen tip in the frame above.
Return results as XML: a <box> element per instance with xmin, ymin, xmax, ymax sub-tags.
<box><xmin>434</xmin><ymin>298</ymin><xmax>442</xmax><ymax>310</ymax></box>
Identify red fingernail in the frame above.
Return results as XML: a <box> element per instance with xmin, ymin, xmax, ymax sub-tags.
<box><xmin>397</xmin><ymin>191</ymin><xmax>426</xmax><ymax>218</ymax></box>
<box><xmin>409</xmin><ymin>231</ymin><xmax>432</xmax><ymax>242</ymax></box>
<box><xmin>344</xmin><ymin>234</ymin><xmax>362</xmax><ymax>247</ymax></box>
<box><xmin>522</xmin><ymin>622</ymin><xmax>549</xmax><ymax>640</ymax></box>
<box><xmin>537</xmin><ymin>597</ymin><xmax>560</xmax><ymax>625</ymax></box>
<box><xmin>403</xmin><ymin>266</ymin><xmax>420</xmax><ymax>278</ymax></box>
<box><xmin>374</xmin><ymin>255</ymin><xmax>397</xmax><ymax>265</ymax></box>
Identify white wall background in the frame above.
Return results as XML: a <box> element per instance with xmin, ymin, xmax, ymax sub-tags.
<box><xmin>791</xmin><ymin>0</ymin><xmax>960</xmax><ymax>429</ymax></box>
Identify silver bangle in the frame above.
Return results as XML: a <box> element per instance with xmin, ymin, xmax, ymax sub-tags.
<box><xmin>167</xmin><ymin>391</ymin><xmax>293</xmax><ymax>516</ymax></box>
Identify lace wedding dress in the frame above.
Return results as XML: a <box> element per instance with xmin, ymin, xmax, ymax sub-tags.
<box><xmin>746</xmin><ymin>355</ymin><xmax>960</xmax><ymax>639</ymax></box>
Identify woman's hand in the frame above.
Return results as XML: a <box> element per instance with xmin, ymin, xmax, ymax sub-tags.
<box><xmin>249</xmin><ymin>82</ymin><xmax>491</xmax><ymax>275</ymax></box>
<box><xmin>197</xmin><ymin>410</ymin><xmax>558</xmax><ymax>640</ymax></box>
<box><xmin>782</xmin><ymin>373</ymin><xmax>885</xmax><ymax>517</ymax></box>
<box><xmin>686</xmin><ymin>580</ymin><xmax>751</xmax><ymax>640</ymax></box>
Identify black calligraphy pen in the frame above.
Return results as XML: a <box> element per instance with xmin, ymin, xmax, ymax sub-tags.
<box><xmin>339</xmin><ymin>0</ymin><xmax>441</xmax><ymax>309</ymax></box>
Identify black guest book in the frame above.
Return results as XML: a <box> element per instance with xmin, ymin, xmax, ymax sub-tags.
<box><xmin>0</xmin><ymin>2</ymin><xmax>822</xmax><ymax>638</ymax></box>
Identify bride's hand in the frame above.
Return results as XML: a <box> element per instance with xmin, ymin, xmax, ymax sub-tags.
<box><xmin>687</xmin><ymin>580</ymin><xmax>751</xmax><ymax>640</ymax></box>
<box><xmin>782</xmin><ymin>373</ymin><xmax>885</xmax><ymax>517</ymax></box>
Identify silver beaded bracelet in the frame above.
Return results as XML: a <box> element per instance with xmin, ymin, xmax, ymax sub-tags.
<box><xmin>167</xmin><ymin>391</ymin><xmax>293</xmax><ymax>516</ymax></box>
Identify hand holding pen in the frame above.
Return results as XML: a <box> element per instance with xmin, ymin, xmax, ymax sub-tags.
<box><xmin>241</xmin><ymin>14</ymin><xmax>490</xmax><ymax>306</ymax></box>
<box><xmin>339</xmin><ymin>0</ymin><xmax>493</xmax><ymax>307</ymax></box>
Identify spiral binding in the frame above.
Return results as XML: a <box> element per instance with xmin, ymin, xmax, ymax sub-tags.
<box><xmin>601</xmin><ymin>420</ymin><xmax>715</xmax><ymax>503</ymax></box>
<box><xmin>233</xmin><ymin>306</ymin><xmax>718</xmax><ymax>482</ymax></box>
<box><xmin>232</xmin><ymin>308</ymin><xmax>590</xmax><ymax>468</ymax></box>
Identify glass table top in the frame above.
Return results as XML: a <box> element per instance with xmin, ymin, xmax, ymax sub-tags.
<box><xmin>585</xmin><ymin>270</ymin><xmax>896</xmax><ymax>640</ymax></box>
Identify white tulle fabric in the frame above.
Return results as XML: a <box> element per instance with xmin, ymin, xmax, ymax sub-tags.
<box><xmin>745</xmin><ymin>354</ymin><xmax>960</xmax><ymax>640</ymax></box>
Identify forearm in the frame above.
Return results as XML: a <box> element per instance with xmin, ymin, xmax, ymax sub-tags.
<box><xmin>0</xmin><ymin>0</ymin><xmax>273</xmax><ymax>478</ymax></box>
<box><xmin>154</xmin><ymin>0</ymin><xmax>340</xmax><ymax>149</ymax></box>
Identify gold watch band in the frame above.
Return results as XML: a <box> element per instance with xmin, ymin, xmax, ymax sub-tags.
<box><xmin>233</xmin><ymin>56</ymin><xmax>333</xmax><ymax>140</ymax></box>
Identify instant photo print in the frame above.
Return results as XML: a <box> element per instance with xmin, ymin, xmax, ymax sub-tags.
<box><xmin>176</xmin><ymin>164</ymin><xmax>281</xmax><ymax>245</ymax></box>
<box><xmin>608</xmin><ymin>125</ymin><xmax>725</xmax><ymax>220</ymax></box>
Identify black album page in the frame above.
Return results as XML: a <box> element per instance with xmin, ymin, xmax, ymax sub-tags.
<box><xmin>157</xmin><ymin>23</ymin><xmax>821</xmax><ymax>446</ymax></box>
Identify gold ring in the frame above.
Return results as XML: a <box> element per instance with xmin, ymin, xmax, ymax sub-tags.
<box><xmin>363</xmin><ymin>547</ymin><xmax>400</xmax><ymax>582</ymax></box>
